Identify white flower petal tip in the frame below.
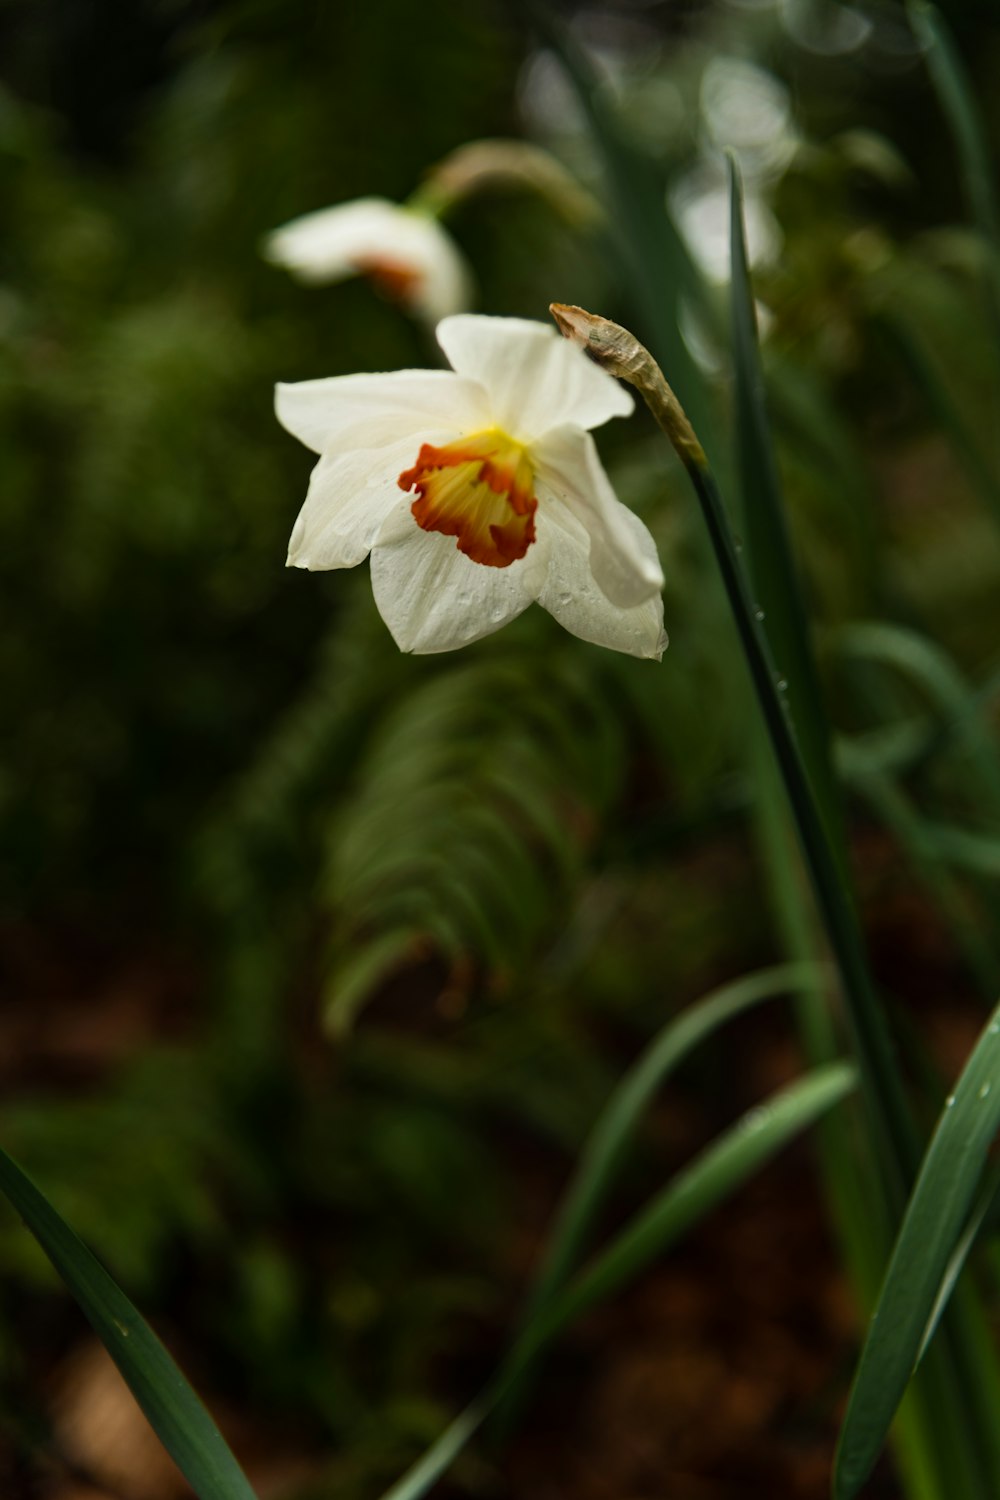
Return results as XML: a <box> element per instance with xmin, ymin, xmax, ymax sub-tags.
<box><xmin>278</xmin><ymin>314</ymin><xmax>666</xmax><ymax>660</ymax></box>
<box><xmin>435</xmin><ymin>313</ymin><xmax>633</xmax><ymax>438</ymax></box>
<box><xmin>263</xmin><ymin>197</ymin><xmax>473</xmax><ymax>321</ymax></box>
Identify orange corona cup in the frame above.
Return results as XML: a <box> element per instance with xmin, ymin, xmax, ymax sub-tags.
<box><xmin>400</xmin><ymin>431</ymin><xmax>537</xmax><ymax>568</ymax></box>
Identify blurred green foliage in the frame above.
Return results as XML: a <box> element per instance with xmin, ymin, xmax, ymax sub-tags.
<box><xmin>4</xmin><ymin>0</ymin><xmax>1000</xmax><ymax>1494</ymax></box>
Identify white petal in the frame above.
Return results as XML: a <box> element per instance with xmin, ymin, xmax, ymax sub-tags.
<box><xmin>275</xmin><ymin>369</ymin><xmax>490</xmax><ymax>455</ymax></box>
<box><xmin>533</xmin><ymin>425</ymin><xmax>663</xmax><ymax>608</ymax></box>
<box><xmin>436</xmin><ymin>314</ymin><xmax>633</xmax><ymax>440</ymax></box>
<box><xmin>265</xmin><ymin>199</ymin><xmax>400</xmax><ymax>282</ymax></box>
<box><xmin>537</xmin><ymin>503</ymin><xmax>667</xmax><ymax>660</ymax></box>
<box><xmin>287</xmin><ymin>436</ymin><xmax>439</xmax><ymax>571</ymax></box>
<box><xmin>402</xmin><ymin>220</ymin><xmax>475</xmax><ymax>323</ymax></box>
<box><xmin>369</xmin><ymin>505</ymin><xmax>548</xmax><ymax>653</ymax></box>
<box><xmin>263</xmin><ymin>198</ymin><xmax>473</xmax><ymax>319</ymax></box>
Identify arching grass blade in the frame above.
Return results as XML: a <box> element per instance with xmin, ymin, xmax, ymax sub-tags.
<box><xmin>378</xmin><ymin>1061</ymin><xmax>856</xmax><ymax>1500</ymax></box>
<box><xmin>0</xmin><ymin>1147</ymin><xmax>258</xmax><ymax>1500</ymax></box>
<box><xmin>536</xmin><ymin>1061</ymin><xmax>856</xmax><ymax>1325</ymax></box>
<box><xmin>491</xmin><ymin>963</ymin><xmax>824</xmax><ymax>1434</ymax></box>
<box><xmin>526</xmin><ymin>963</ymin><xmax>823</xmax><ymax>1313</ymax></box>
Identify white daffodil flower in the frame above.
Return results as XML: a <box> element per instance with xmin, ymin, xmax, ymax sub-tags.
<box><xmin>276</xmin><ymin>315</ymin><xmax>667</xmax><ymax>659</ymax></box>
<box><xmin>263</xmin><ymin>197</ymin><xmax>472</xmax><ymax>322</ymax></box>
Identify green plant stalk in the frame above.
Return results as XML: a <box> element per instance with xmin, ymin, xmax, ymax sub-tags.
<box><xmin>748</xmin><ymin>754</ymin><xmax>955</xmax><ymax>1500</ymax></box>
<box><xmin>550</xmin><ymin>301</ymin><xmax>915</xmax><ymax>1193</ymax></box>
<box><xmin>667</xmin><ymin>426</ymin><xmax>998</xmax><ymax>1496</ymax></box>
<box><xmin>760</xmin><ymin>777</ymin><xmax>998</xmax><ymax>1500</ymax></box>
<box><xmin>728</xmin><ymin>170</ymin><xmax>846</xmax><ymax>873</ymax></box>
<box><xmin>750</xmin><ymin>747</ymin><xmax>883</xmax><ymax>1254</ymax></box>
<box><xmin>538</xmin><ymin>31</ymin><xmax>1000</xmax><ymax>1486</ymax></box>
<box><xmin>723</xmin><ymin>246</ymin><xmax>994</xmax><ymax>1500</ymax></box>
<box><xmin>549</xmin><ymin>300</ymin><xmax>1000</xmax><ymax>1498</ymax></box>
<box><xmin>725</xmin><ymin>163</ymin><xmax>896</xmax><ymax>1390</ymax></box>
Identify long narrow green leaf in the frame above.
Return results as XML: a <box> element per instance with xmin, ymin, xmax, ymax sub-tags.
<box><xmin>524</xmin><ymin>963</ymin><xmax>824</xmax><ymax>1317</ymax></box>
<box><xmin>917</xmin><ymin>1161</ymin><xmax>1000</xmax><ymax>1366</ymax></box>
<box><xmin>729</xmin><ymin>156</ymin><xmax>846</xmax><ymax>866</ymax></box>
<box><xmin>380</xmin><ymin>1062</ymin><xmax>856</xmax><ymax>1500</ymax></box>
<box><xmin>729</xmin><ymin>140</ymin><xmax>1000</xmax><ymax>1500</ymax></box>
<box><xmin>0</xmin><ymin>1148</ymin><xmax>258</xmax><ymax>1500</ymax></box>
<box><xmin>540</xmin><ymin>1061</ymin><xmax>856</xmax><ymax>1325</ymax></box>
<box><xmin>834</xmin><ymin>998</ymin><xmax>1000</xmax><ymax>1499</ymax></box>
<box><xmin>491</xmin><ymin>962</ymin><xmax>824</xmax><ymax>1433</ymax></box>
<box><xmin>725</xmin><ymin>175</ymin><xmax>1000</xmax><ymax>1496</ymax></box>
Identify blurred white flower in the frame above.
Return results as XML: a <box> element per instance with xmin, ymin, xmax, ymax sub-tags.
<box><xmin>263</xmin><ymin>197</ymin><xmax>472</xmax><ymax>322</ymax></box>
<box><xmin>276</xmin><ymin>315</ymin><xmax>666</xmax><ymax>658</ymax></box>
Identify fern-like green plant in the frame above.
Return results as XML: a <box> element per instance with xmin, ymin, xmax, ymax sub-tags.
<box><xmin>322</xmin><ymin>651</ymin><xmax>635</xmax><ymax>1029</ymax></box>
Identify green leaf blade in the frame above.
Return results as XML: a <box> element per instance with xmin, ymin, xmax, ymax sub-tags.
<box><xmin>376</xmin><ymin>1061</ymin><xmax>856</xmax><ymax>1500</ymax></box>
<box><xmin>492</xmin><ymin>963</ymin><xmax>825</xmax><ymax>1433</ymax></box>
<box><xmin>0</xmin><ymin>1148</ymin><xmax>258</xmax><ymax>1500</ymax></box>
<box><xmin>728</xmin><ymin>154</ymin><xmax>845</xmax><ymax>864</ymax></box>
<box><xmin>834</xmin><ymin>998</ymin><xmax>1000</xmax><ymax>1499</ymax></box>
<box><xmin>523</xmin><ymin>962</ymin><xmax>824</xmax><ymax>1320</ymax></box>
<box><xmin>554</xmin><ymin>1060</ymin><xmax>857</xmax><ymax>1325</ymax></box>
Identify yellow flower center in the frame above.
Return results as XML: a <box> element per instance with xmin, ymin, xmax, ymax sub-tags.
<box><xmin>398</xmin><ymin>428</ymin><xmax>537</xmax><ymax>568</ymax></box>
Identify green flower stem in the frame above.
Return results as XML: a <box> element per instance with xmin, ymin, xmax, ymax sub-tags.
<box><xmin>550</xmin><ymin>301</ymin><xmax>918</xmax><ymax>1199</ymax></box>
<box><xmin>682</xmin><ymin>459</ymin><xmax>918</xmax><ymax>1188</ymax></box>
<box><xmin>549</xmin><ymin>302</ymin><xmax>1000</xmax><ymax>1499</ymax></box>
